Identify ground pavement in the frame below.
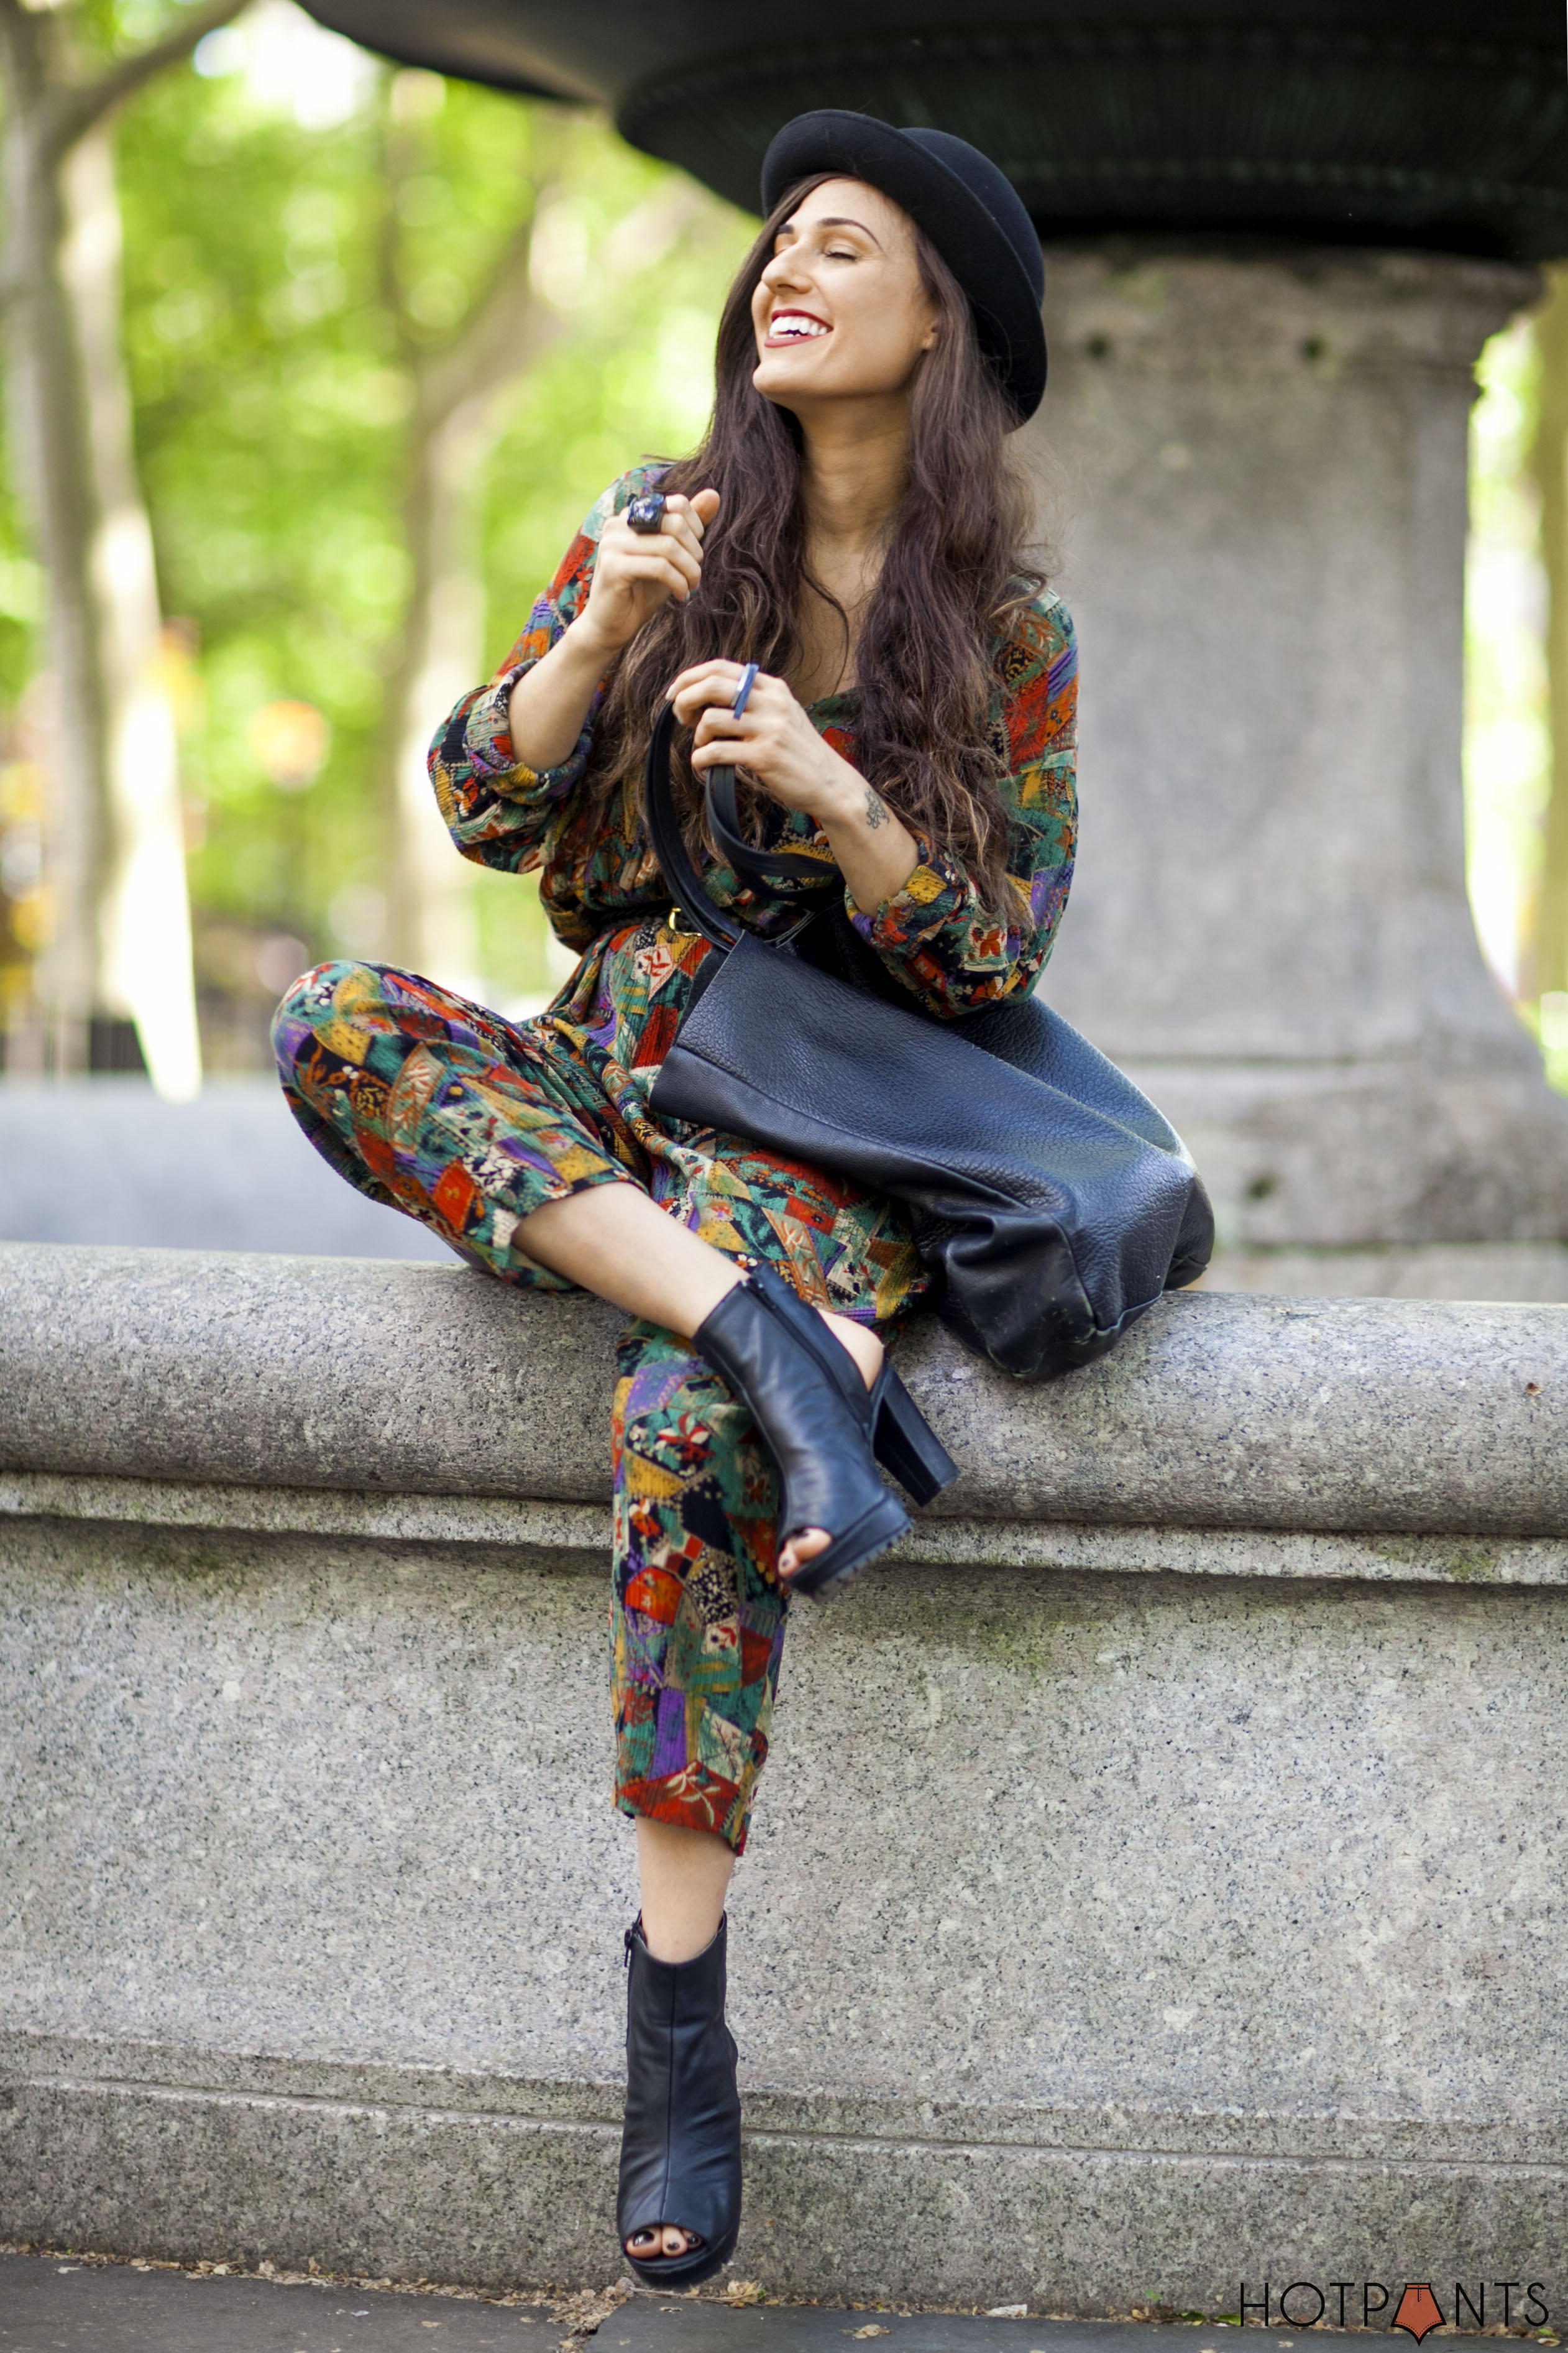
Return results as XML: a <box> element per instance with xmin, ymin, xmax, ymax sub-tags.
<box><xmin>0</xmin><ymin>2257</ymin><xmax>1532</xmax><ymax>2353</ymax></box>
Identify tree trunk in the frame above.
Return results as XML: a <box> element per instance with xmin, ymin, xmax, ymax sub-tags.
<box><xmin>62</xmin><ymin>126</ymin><xmax>201</xmax><ymax>1097</ymax></box>
<box><xmin>383</xmin><ymin>397</ymin><xmax>490</xmax><ymax>993</ymax></box>
<box><xmin>375</xmin><ymin>207</ymin><xmax>564</xmax><ymax>991</ymax></box>
<box><xmin>1533</xmin><ymin>265</ymin><xmax>1568</xmax><ymax>1006</ymax></box>
<box><xmin>0</xmin><ymin>0</ymin><xmax>240</xmax><ymax>1082</ymax></box>
<box><xmin>0</xmin><ymin>7</ymin><xmax>111</xmax><ymax>1074</ymax></box>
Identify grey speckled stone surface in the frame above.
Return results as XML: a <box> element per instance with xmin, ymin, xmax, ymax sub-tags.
<box><xmin>3</xmin><ymin>1243</ymin><xmax>1568</xmax><ymax>1534</ymax></box>
<box><xmin>2</xmin><ymin>1241</ymin><xmax>1565</xmax><ymax>2303</ymax></box>
<box><xmin>8</xmin><ymin>1470</ymin><xmax>1568</xmax><ymax>1586</ymax></box>
<box><xmin>1025</xmin><ymin>251</ymin><xmax>1568</xmax><ymax>1250</ymax></box>
<box><xmin>3</xmin><ymin>1507</ymin><xmax>1565</xmax><ymax>2305</ymax></box>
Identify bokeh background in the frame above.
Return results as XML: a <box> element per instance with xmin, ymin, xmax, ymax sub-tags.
<box><xmin>0</xmin><ymin>0</ymin><xmax>1564</xmax><ymax>1108</ymax></box>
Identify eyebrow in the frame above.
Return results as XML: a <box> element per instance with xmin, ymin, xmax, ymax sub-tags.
<box><xmin>779</xmin><ymin>213</ymin><xmax>885</xmax><ymax>251</ymax></box>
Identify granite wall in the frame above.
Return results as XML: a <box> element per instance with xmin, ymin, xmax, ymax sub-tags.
<box><xmin>1026</xmin><ymin>246</ymin><xmax>1568</xmax><ymax>1257</ymax></box>
<box><xmin>2</xmin><ymin>1244</ymin><xmax>1565</xmax><ymax>2311</ymax></box>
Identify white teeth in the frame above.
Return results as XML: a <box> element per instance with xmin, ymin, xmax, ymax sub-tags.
<box><xmin>771</xmin><ymin>314</ymin><xmax>827</xmax><ymax>340</ymax></box>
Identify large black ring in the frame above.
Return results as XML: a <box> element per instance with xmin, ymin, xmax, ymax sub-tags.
<box><xmin>625</xmin><ymin>493</ymin><xmax>667</xmax><ymax>536</ymax></box>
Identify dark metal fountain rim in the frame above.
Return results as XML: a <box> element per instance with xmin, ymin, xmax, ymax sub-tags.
<box><xmin>299</xmin><ymin>2</ymin><xmax>1568</xmax><ymax>260</ymax></box>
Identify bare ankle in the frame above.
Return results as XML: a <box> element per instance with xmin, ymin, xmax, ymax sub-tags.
<box><xmin>820</xmin><ymin>1307</ymin><xmax>883</xmax><ymax>1390</ymax></box>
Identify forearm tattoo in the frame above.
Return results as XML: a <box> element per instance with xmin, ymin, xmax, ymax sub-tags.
<box><xmin>863</xmin><ymin>786</ymin><xmax>887</xmax><ymax>831</ymax></box>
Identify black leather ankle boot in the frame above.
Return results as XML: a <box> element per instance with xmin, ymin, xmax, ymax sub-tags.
<box><xmin>694</xmin><ymin>1265</ymin><xmax>912</xmax><ymax>1596</ymax></box>
<box><xmin>738</xmin><ymin>1261</ymin><xmax>958</xmax><ymax>1507</ymax></box>
<box><xmin>617</xmin><ymin>1915</ymin><xmax>742</xmax><ymax>2288</ymax></box>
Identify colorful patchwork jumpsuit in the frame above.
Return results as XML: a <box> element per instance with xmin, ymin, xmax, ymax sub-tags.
<box><xmin>273</xmin><ymin>465</ymin><xmax>1078</xmax><ymax>1854</ymax></box>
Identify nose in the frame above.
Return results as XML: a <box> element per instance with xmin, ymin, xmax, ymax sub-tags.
<box><xmin>761</xmin><ymin>245</ymin><xmax>807</xmax><ymax>295</ymax></box>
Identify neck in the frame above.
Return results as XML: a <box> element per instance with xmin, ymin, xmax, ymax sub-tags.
<box><xmin>795</xmin><ymin>397</ymin><xmax>912</xmax><ymax>562</ymax></box>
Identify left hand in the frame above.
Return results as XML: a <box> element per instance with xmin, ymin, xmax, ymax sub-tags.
<box><xmin>666</xmin><ymin>659</ymin><xmax>922</xmax><ymax>911</ymax></box>
<box><xmin>667</xmin><ymin>660</ymin><xmax>855</xmax><ymax>823</ymax></box>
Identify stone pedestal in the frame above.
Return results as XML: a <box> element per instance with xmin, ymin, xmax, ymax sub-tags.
<box><xmin>1028</xmin><ymin>246</ymin><xmax>1568</xmax><ymax>1250</ymax></box>
<box><xmin>4</xmin><ymin>1247</ymin><xmax>1567</xmax><ymax>2305</ymax></box>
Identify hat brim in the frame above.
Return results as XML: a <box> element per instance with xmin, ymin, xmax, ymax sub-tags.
<box><xmin>760</xmin><ymin>110</ymin><xmax>1046</xmax><ymax>425</ymax></box>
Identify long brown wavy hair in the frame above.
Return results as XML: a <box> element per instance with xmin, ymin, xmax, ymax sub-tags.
<box><xmin>588</xmin><ymin>175</ymin><xmax>1046</xmax><ymax>906</ymax></box>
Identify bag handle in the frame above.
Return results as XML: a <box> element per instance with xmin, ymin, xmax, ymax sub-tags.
<box><xmin>704</xmin><ymin>767</ymin><xmax>843</xmax><ymax>885</ymax></box>
<box><xmin>643</xmin><ymin>698</ymin><xmax>837</xmax><ymax>950</ymax></box>
<box><xmin>643</xmin><ymin>699</ymin><xmax>741</xmax><ymax>951</ymax></box>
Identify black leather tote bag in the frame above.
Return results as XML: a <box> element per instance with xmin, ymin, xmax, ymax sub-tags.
<box><xmin>643</xmin><ymin>701</ymin><xmax>1213</xmax><ymax>1379</ymax></box>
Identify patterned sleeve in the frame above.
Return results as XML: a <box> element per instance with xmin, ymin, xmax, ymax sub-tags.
<box><xmin>427</xmin><ymin>466</ymin><xmax>663</xmax><ymax>875</ymax></box>
<box><xmin>844</xmin><ymin>594</ymin><xmax>1078</xmax><ymax>1016</ymax></box>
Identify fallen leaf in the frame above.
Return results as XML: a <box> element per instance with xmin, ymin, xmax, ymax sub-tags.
<box><xmin>726</xmin><ymin>2281</ymin><xmax>764</xmax><ymax>2307</ymax></box>
<box><xmin>852</xmin><ymin>2331</ymin><xmax>889</xmax><ymax>2342</ymax></box>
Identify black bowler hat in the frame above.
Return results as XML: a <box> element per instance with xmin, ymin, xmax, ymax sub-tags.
<box><xmin>760</xmin><ymin>111</ymin><xmax>1047</xmax><ymax>425</ymax></box>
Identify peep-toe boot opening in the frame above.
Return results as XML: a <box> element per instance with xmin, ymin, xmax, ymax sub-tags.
<box><xmin>694</xmin><ymin>1270</ymin><xmax>911</xmax><ymax>1598</ymax></box>
<box><xmin>617</xmin><ymin>1916</ymin><xmax>742</xmax><ymax>2288</ymax></box>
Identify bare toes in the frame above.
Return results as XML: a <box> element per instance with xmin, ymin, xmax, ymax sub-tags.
<box><xmin>780</xmin><ymin>1527</ymin><xmax>830</xmax><ymax>1579</ymax></box>
<box><xmin>625</xmin><ymin>2225</ymin><xmax>703</xmax><ymax>2262</ymax></box>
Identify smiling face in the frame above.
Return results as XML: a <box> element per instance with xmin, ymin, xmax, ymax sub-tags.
<box><xmin>750</xmin><ymin>177</ymin><xmax>940</xmax><ymax>420</ymax></box>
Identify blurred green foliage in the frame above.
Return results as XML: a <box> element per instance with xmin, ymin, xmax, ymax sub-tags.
<box><xmin>125</xmin><ymin>21</ymin><xmax>747</xmax><ymax>1026</ymax></box>
<box><xmin>4</xmin><ymin>2</ymin><xmax>1562</xmax><ymax>1085</ymax></box>
<box><xmin>2</xmin><ymin>2</ymin><xmax>751</xmax><ymax>1051</ymax></box>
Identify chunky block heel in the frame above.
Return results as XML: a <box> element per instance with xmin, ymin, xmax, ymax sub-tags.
<box><xmin>873</xmin><ymin>1368</ymin><xmax>959</xmax><ymax>1505</ymax></box>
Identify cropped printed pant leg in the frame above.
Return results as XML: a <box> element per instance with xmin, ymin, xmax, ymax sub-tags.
<box><xmin>271</xmin><ymin>955</ymin><xmax>913</xmax><ymax>1853</ymax></box>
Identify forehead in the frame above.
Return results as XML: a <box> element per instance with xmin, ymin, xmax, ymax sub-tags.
<box><xmin>779</xmin><ymin>177</ymin><xmax>913</xmax><ymax>247</ymax></box>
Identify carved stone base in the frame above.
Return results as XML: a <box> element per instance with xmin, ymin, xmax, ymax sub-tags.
<box><xmin>1029</xmin><ymin>245</ymin><xmax>1568</xmax><ymax>1245</ymax></box>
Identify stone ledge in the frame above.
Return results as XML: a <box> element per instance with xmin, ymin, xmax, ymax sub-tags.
<box><xmin>5</xmin><ymin>2032</ymin><xmax>1566</xmax><ymax>2170</ymax></box>
<box><xmin>6</xmin><ymin>1241</ymin><xmax>1567</xmax><ymax>2300</ymax></box>
<box><xmin>6</xmin><ymin>1471</ymin><xmax>1568</xmax><ymax>1586</ymax></box>
<box><xmin>4</xmin><ymin>1241</ymin><xmax>1568</xmax><ymax>1537</ymax></box>
<box><xmin>4</xmin><ymin>2054</ymin><xmax>1563</xmax><ymax>2306</ymax></box>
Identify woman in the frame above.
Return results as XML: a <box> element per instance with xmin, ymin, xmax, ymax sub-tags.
<box><xmin>272</xmin><ymin>110</ymin><xmax>1075</xmax><ymax>2286</ymax></box>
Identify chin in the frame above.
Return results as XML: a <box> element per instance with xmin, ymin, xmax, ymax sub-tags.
<box><xmin>751</xmin><ymin>359</ymin><xmax>795</xmax><ymax>399</ymax></box>
<box><xmin>754</xmin><ymin>356</ymin><xmax>822</xmax><ymax>398</ymax></box>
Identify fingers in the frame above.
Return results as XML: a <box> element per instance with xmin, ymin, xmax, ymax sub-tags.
<box><xmin>648</xmin><ymin>494</ymin><xmax>708</xmax><ymax>570</ymax></box>
<box><xmin>603</xmin><ymin>523</ymin><xmax>702</xmax><ymax>598</ymax></box>
<box><xmin>667</xmin><ymin>661</ymin><xmax>787</xmax><ymax>716</ymax></box>
<box><xmin>690</xmin><ymin>742</ymin><xmax>748</xmax><ymax>775</ymax></box>
<box><xmin>672</xmin><ymin>670</ymin><xmax>800</xmax><ymax>775</ymax></box>
<box><xmin>666</xmin><ymin>660</ymin><xmax>751</xmax><ymax>722</ymax></box>
<box><xmin>583</xmin><ymin>488</ymin><xmax>722</xmax><ymax>650</ymax></box>
<box><xmin>661</xmin><ymin>489</ymin><xmax>718</xmax><ymax>551</ymax></box>
<box><xmin>689</xmin><ymin>675</ymin><xmax>784</xmax><ymax>750</ymax></box>
<box><xmin>610</xmin><ymin>489</ymin><xmax>714</xmax><ymax>592</ymax></box>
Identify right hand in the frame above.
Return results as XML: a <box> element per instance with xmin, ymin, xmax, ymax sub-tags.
<box><xmin>577</xmin><ymin>487</ymin><xmax>722</xmax><ymax>658</ymax></box>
